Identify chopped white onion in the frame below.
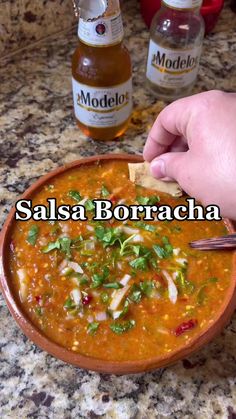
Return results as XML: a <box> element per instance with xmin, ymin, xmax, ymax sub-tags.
<box><xmin>44</xmin><ymin>273</ymin><xmax>51</xmax><ymax>281</ymax></box>
<box><xmin>117</xmin><ymin>199</ymin><xmax>126</xmax><ymax>205</ymax></box>
<box><xmin>120</xmin><ymin>274</ymin><xmax>131</xmax><ymax>286</ymax></box>
<box><xmin>131</xmin><ymin>234</ymin><xmax>144</xmax><ymax>243</ymax></box>
<box><xmin>162</xmin><ymin>270</ymin><xmax>178</xmax><ymax>304</ymax></box>
<box><xmin>109</xmin><ymin>284</ymin><xmax>130</xmax><ymax>311</ymax></box>
<box><xmin>78</xmin><ymin>197</ymin><xmax>88</xmax><ymax>206</ymax></box>
<box><xmin>17</xmin><ymin>268</ymin><xmax>28</xmax><ymax>302</ymax></box>
<box><xmin>175</xmin><ymin>258</ymin><xmax>187</xmax><ymax>266</ymax></box>
<box><xmin>68</xmin><ymin>261</ymin><xmax>84</xmax><ymax>274</ymax></box>
<box><xmin>122</xmin><ymin>226</ymin><xmax>140</xmax><ymax>235</ymax></box>
<box><xmin>117</xmin><ymin>261</ymin><xmax>123</xmax><ymax>270</ymax></box>
<box><xmin>70</xmin><ymin>288</ymin><xmax>82</xmax><ymax>305</ymax></box>
<box><xmin>173</xmin><ymin>272</ymin><xmax>178</xmax><ymax>281</ymax></box>
<box><xmin>87</xmin><ymin>315</ymin><xmax>94</xmax><ymax>323</ymax></box>
<box><xmin>112</xmin><ymin>311</ymin><xmax>122</xmax><ymax>320</ymax></box>
<box><xmin>156</xmin><ymin>327</ymin><xmax>169</xmax><ymax>335</ymax></box>
<box><xmin>58</xmin><ymin>259</ymin><xmax>68</xmax><ymax>272</ymax></box>
<box><xmin>17</xmin><ymin>268</ymin><xmax>27</xmax><ymax>282</ymax></box>
<box><xmin>61</xmin><ymin>266</ymin><xmax>73</xmax><ymax>276</ymax></box>
<box><xmin>173</xmin><ymin>248</ymin><xmax>181</xmax><ymax>256</ymax></box>
<box><xmin>86</xmin><ymin>225</ymin><xmax>94</xmax><ymax>232</ymax></box>
<box><xmin>95</xmin><ymin>312</ymin><xmax>107</xmax><ymax>321</ymax></box>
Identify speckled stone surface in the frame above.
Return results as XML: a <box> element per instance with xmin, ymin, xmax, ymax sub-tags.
<box><xmin>1</xmin><ymin>1</ymin><xmax>236</xmax><ymax>418</ymax></box>
<box><xmin>0</xmin><ymin>0</ymin><xmax>76</xmax><ymax>56</ymax></box>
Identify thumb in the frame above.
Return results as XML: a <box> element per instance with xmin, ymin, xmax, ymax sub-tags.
<box><xmin>149</xmin><ymin>152</ymin><xmax>189</xmax><ymax>184</ymax></box>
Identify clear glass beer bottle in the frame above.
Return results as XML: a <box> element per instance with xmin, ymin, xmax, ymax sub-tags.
<box><xmin>146</xmin><ymin>0</ymin><xmax>205</xmax><ymax>101</ymax></box>
<box><xmin>72</xmin><ymin>0</ymin><xmax>133</xmax><ymax>140</ymax></box>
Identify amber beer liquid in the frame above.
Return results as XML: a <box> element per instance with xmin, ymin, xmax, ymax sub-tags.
<box><xmin>72</xmin><ymin>0</ymin><xmax>133</xmax><ymax>141</ymax></box>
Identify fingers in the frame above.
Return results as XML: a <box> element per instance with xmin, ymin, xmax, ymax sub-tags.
<box><xmin>170</xmin><ymin>136</ymin><xmax>188</xmax><ymax>153</ymax></box>
<box><xmin>143</xmin><ymin>119</ymin><xmax>177</xmax><ymax>162</ymax></box>
<box><xmin>143</xmin><ymin>93</ymin><xmax>204</xmax><ymax>162</ymax></box>
<box><xmin>150</xmin><ymin>152</ymin><xmax>189</xmax><ymax>184</ymax></box>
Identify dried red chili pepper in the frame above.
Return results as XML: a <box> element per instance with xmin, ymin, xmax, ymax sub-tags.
<box><xmin>174</xmin><ymin>319</ymin><xmax>198</xmax><ymax>337</ymax></box>
<box><xmin>35</xmin><ymin>295</ymin><xmax>42</xmax><ymax>304</ymax></box>
<box><xmin>110</xmin><ymin>195</ymin><xmax>118</xmax><ymax>205</ymax></box>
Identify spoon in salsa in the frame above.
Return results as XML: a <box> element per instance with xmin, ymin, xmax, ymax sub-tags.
<box><xmin>190</xmin><ymin>234</ymin><xmax>236</xmax><ymax>250</ymax></box>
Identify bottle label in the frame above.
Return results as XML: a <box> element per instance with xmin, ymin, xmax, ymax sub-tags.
<box><xmin>78</xmin><ymin>12</ymin><xmax>124</xmax><ymax>47</ymax></box>
<box><xmin>146</xmin><ymin>40</ymin><xmax>202</xmax><ymax>89</ymax></box>
<box><xmin>72</xmin><ymin>78</ymin><xmax>133</xmax><ymax>128</ymax></box>
<box><xmin>163</xmin><ymin>0</ymin><xmax>202</xmax><ymax>8</ymax></box>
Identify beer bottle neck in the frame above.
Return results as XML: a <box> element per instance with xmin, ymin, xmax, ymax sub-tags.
<box><xmin>78</xmin><ymin>0</ymin><xmax>124</xmax><ymax>48</ymax></box>
<box><xmin>162</xmin><ymin>0</ymin><xmax>202</xmax><ymax>11</ymax></box>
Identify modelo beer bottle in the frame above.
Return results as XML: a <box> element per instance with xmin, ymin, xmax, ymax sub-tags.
<box><xmin>146</xmin><ymin>0</ymin><xmax>205</xmax><ymax>101</ymax></box>
<box><xmin>72</xmin><ymin>0</ymin><xmax>133</xmax><ymax>141</ymax></box>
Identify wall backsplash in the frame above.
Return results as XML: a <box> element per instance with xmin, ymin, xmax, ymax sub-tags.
<box><xmin>0</xmin><ymin>0</ymin><xmax>76</xmax><ymax>57</ymax></box>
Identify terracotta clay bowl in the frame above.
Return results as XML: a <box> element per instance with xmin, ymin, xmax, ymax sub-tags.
<box><xmin>0</xmin><ymin>154</ymin><xmax>236</xmax><ymax>374</ymax></box>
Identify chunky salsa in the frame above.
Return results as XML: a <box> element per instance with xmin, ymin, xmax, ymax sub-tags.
<box><xmin>9</xmin><ymin>160</ymin><xmax>232</xmax><ymax>361</ymax></box>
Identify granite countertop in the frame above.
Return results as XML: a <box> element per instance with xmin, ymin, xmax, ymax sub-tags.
<box><xmin>1</xmin><ymin>1</ymin><xmax>236</xmax><ymax>417</ymax></box>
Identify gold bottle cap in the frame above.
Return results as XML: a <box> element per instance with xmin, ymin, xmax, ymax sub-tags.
<box><xmin>72</xmin><ymin>0</ymin><xmax>108</xmax><ymax>21</ymax></box>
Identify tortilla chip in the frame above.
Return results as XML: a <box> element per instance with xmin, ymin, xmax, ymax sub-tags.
<box><xmin>128</xmin><ymin>162</ymin><xmax>182</xmax><ymax>197</ymax></box>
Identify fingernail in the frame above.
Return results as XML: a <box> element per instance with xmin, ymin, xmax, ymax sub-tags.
<box><xmin>150</xmin><ymin>159</ymin><xmax>166</xmax><ymax>178</ymax></box>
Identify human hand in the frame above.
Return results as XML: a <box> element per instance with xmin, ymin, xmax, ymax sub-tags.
<box><xmin>143</xmin><ymin>90</ymin><xmax>236</xmax><ymax>219</ymax></box>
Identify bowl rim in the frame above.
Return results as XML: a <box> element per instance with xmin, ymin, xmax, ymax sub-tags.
<box><xmin>0</xmin><ymin>153</ymin><xmax>236</xmax><ymax>374</ymax></box>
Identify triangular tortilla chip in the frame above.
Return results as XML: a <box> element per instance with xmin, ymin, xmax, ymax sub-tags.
<box><xmin>128</xmin><ymin>162</ymin><xmax>182</xmax><ymax>197</ymax></box>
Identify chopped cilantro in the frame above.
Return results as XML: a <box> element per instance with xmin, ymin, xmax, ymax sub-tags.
<box><xmin>100</xmin><ymin>292</ymin><xmax>109</xmax><ymax>304</ymax></box>
<box><xmin>64</xmin><ymin>297</ymin><xmax>76</xmax><ymax>310</ymax></box>
<box><xmin>131</xmin><ymin>245</ymin><xmax>151</xmax><ymax>257</ymax></box>
<box><xmin>128</xmin><ymin>284</ymin><xmax>142</xmax><ymax>303</ymax></box>
<box><xmin>91</xmin><ymin>267</ymin><xmax>109</xmax><ymax>288</ymax></box>
<box><xmin>153</xmin><ymin>236</ymin><xmax>173</xmax><ymax>259</ymax></box>
<box><xmin>91</xmin><ymin>274</ymin><xmax>105</xmax><ymax>288</ymax></box>
<box><xmin>129</xmin><ymin>256</ymin><xmax>148</xmax><ymax>271</ymax></box>
<box><xmin>42</xmin><ymin>237</ymin><xmax>72</xmax><ymax>258</ymax></box>
<box><xmin>119</xmin><ymin>234</ymin><xmax>137</xmax><ymax>256</ymax></box>
<box><xmin>197</xmin><ymin>286</ymin><xmax>207</xmax><ymax>305</ymax></box>
<box><xmin>95</xmin><ymin>226</ymin><xmax>121</xmax><ymax>247</ymax></box>
<box><xmin>208</xmin><ymin>277</ymin><xmax>218</xmax><ymax>283</ymax></box>
<box><xmin>136</xmin><ymin>196</ymin><xmax>160</xmax><ymax>205</ymax></box>
<box><xmin>87</xmin><ymin>322</ymin><xmax>100</xmax><ymax>335</ymax></box>
<box><xmin>42</xmin><ymin>240</ymin><xmax>61</xmax><ymax>253</ymax></box>
<box><xmin>35</xmin><ymin>307</ymin><xmax>42</xmax><ymax>316</ymax></box>
<box><xmin>101</xmin><ymin>185</ymin><xmax>110</xmax><ymax>197</ymax></box>
<box><xmin>197</xmin><ymin>277</ymin><xmax>218</xmax><ymax>305</ymax></box>
<box><xmin>140</xmin><ymin>280</ymin><xmax>155</xmax><ymax>297</ymax></box>
<box><xmin>153</xmin><ymin>245</ymin><xmax>167</xmax><ymax>259</ymax></box>
<box><xmin>135</xmin><ymin>221</ymin><xmax>156</xmax><ymax>232</ymax></box>
<box><xmin>59</xmin><ymin>237</ymin><xmax>72</xmax><ymax>258</ymax></box>
<box><xmin>176</xmin><ymin>270</ymin><xmax>195</xmax><ymax>295</ymax></box>
<box><xmin>119</xmin><ymin>300</ymin><xmax>129</xmax><ymax>318</ymax></box>
<box><xmin>103</xmin><ymin>282</ymin><xmax>123</xmax><ymax>289</ymax></box>
<box><xmin>79</xmin><ymin>277</ymin><xmax>89</xmax><ymax>286</ymax></box>
<box><xmin>110</xmin><ymin>320</ymin><xmax>135</xmax><ymax>335</ymax></box>
<box><xmin>85</xmin><ymin>199</ymin><xmax>95</xmax><ymax>211</ymax></box>
<box><xmin>171</xmin><ymin>226</ymin><xmax>182</xmax><ymax>233</ymax></box>
<box><xmin>27</xmin><ymin>225</ymin><xmax>39</xmax><ymax>246</ymax></box>
<box><xmin>68</xmin><ymin>190</ymin><xmax>82</xmax><ymax>201</ymax></box>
